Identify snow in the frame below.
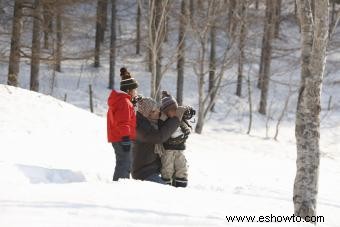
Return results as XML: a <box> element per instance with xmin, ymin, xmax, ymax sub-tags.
<box><xmin>1</xmin><ymin>84</ymin><xmax>339</xmax><ymax>227</ymax></box>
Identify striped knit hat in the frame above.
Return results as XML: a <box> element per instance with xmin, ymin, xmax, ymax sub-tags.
<box><xmin>160</xmin><ymin>91</ymin><xmax>178</xmax><ymax>113</ymax></box>
<box><xmin>120</xmin><ymin>67</ymin><xmax>138</xmax><ymax>92</ymax></box>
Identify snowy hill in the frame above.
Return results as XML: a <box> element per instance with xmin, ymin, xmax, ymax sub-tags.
<box><xmin>1</xmin><ymin>85</ymin><xmax>339</xmax><ymax>227</ymax></box>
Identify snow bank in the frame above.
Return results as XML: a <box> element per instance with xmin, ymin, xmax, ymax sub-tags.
<box><xmin>0</xmin><ymin>85</ymin><xmax>114</xmax><ymax>184</ymax></box>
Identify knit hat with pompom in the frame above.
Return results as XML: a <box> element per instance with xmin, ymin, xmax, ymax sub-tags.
<box><xmin>120</xmin><ymin>67</ymin><xmax>138</xmax><ymax>92</ymax></box>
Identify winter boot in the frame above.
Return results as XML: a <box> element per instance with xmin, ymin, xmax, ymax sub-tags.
<box><xmin>162</xmin><ymin>178</ymin><xmax>172</xmax><ymax>185</ymax></box>
<box><xmin>173</xmin><ymin>178</ymin><xmax>187</xmax><ymax>188</ymax></box>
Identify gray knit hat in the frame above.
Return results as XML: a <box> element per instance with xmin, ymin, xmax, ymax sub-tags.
<box><xmin>137</xmin><ymin>97</ymin><xmax>158</xmax><ymax>118</ymax></box>
<box><xmin>120</xmin><ymin>67</ymin><xmax>138</xmax><ymax>92</ymax></box>
<box><xmin>160</xmin><ymin>91</ymin><xmax>178</xmax><ymax>113</ymax></box>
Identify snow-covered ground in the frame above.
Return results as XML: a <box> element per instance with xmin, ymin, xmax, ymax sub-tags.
<box><xmin>1</xmin><ymin>84</ymin><xmax>339</xmax><ymax>227</ymax></box>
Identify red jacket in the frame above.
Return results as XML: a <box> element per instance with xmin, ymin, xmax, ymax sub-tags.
<box><xmin>107</xmin><ymin>90</ymin><xmax>136</xmax><ymax>142</ymax></box>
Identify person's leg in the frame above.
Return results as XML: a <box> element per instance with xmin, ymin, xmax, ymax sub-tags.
<box><xmin>144</xmin><ymin>173</ymin><xmax>166</xmax><ymax>184</ymax></box>
<box><xmin>160</xmin><ymin>150</ymin><xmax>175</xmax><ymax>185</ymax></box>
<box><xmin>112</xmin><ymin>143</ymin><xmax>131</xmax><ymax>181</ymax></box>
<box><xmin>173</xmin><ymin>150</ymin><xmax>188</xmax><ymax>187</ymax></box>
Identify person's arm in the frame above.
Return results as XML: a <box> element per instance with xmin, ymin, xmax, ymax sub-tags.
<box><xmin>116</xmin><ymin>98</ymin><xmax>132</xmax><ymax>139</ymax></box>
<box><xmin>138</xmin><ymin>117</ymin><xmax>180</xmax><ymax>144</ymax></box>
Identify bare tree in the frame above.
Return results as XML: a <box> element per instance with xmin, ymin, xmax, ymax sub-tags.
<box><xmin>192</xmin><ymin>0</ymin><xmax>236</xmax><ymax>134</ymax></box>
<box><xmin>100</xmin><ymin>0</ymin><xmax>108</xmax><ymax>43</ymax></box>
<box><xmin>42</xmin><ymin>0</ymin><xmax>54</xmax><ymax>49</ymax></box>
<box><xmin>227</xmin><ymin>0</ymin><xmax>237</xmax><ymax>35</ymax></box>
<box><xmin>294</xmin><ymin>0</ymin><xmax>329</xmax><ymax>221</ymax></box>
<box><xmin>208</xmin><ymin>14</ymin><xmax>216</xmax><ymax>111</ymax></box>
<box><xmin>189</xmin><ymin>0</ymin><xmax>194</xmax><ymax>21</ymax></box>
<box><xmin>258</xmin><ymin>0</ymin><xmax>276</xmax><ymax>115</ymax></box>
<box><xmin>148</xmin><ymin>0</ymin><xmax>168</xmax><ymax>100</ymax></box>
<box><xmin>136</xmin><ymin>0</ymin><xmax>141</xmax><ymax>55</ymax></box>
<box><xmin>176</xmin><ymin>0</ymin><xmax>187</xmax><ymax>105</ymax></box>
<box><xmin>55</xmin><ymin>3</ymin><xmax>62</xmax><ymax>72</ymax></box>
<box><xmin>94</xmin><ymin>0</ymin><xmax>104</xmax><ymax>67</ymax></box>
<box><xmin>109</xmin><ymin>0</ymin><xmax>116</xmax><ymax>89</ymax></box>
<box><xmin>30</xmin><ymin>0</ymin><xmax>42</xmax><ymax>92</ymax></box>
<box><xmin>7</xmin><ymin>0</ymin><xmax>23</xmax><ymax>87</ymax></box>
<box><xmin>274</xmin><ymin>0</ymin><xmax>281</xmax><ymax>38</ymax></box>
<box><xmin>236</xmin><ymin>0</ymin><xmax>248</xmax><ymax>97</ymax></box>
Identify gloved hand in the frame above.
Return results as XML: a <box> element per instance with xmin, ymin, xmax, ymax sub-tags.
<box><xmin>120</xmin><ymin>136</ymin><xmax>131</xmax><ymax>152</ymax></box>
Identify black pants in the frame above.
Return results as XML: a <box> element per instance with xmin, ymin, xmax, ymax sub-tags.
<box><xmin>112</xmin><ymin>143</ymin><xmax>131</xmax><ymax>181</ymax></box>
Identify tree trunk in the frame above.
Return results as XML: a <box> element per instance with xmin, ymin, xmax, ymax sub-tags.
<box><xmin>42</xmin><ymin>1</ymin><xmax>53</xmax><ymax>49</ymax></box>
<box><xmin>209</xmin><ymin>22</ymin><xmax>216</xmax><ymax>111</ymax></box>
<box><xmin>136</xmin><ymin>0</ymin><xmax>141</xmax><ymax>55</ymax></box>
<box><xmin>30</xmin><ymin>0</ymin><xmax>41</xmax><ymax>92</ymax></box>
<box><xmin>109</xmin><ymin>0</ymin><xmax>116</xmax><ymax>90</ymax></box>
<box><xmin>189</xmin><ymin>0</ymin><xmax>194</xmax><ymax>22</ymax></box>
<box><xmin>274</xmin><ymin>0</ymin><xmax>281</xmax><ymax>38</ymax></box>
<box><xmin>100</xmin><ymin>0</ymin><xmax>108</xmax><ymax>43</ymax></box>
<box><xmin>176</xmin><ymin>0</ymin><xmax>186</xmax><ymax>106</ymax></box>
<box><xmin>149</xmin><ymin>0</ymin><xmax>166</xmax><ymax>100</ymax></box>
<box><xmin>7</xmin><ymin>0</ymin><xmax>23</xmax><ymax>87</ymax></box>
<box><xmin>236</xmin><ymin>0</ymin><xmax>248</xmax><ymax>97</ymax></box>
<box><xmin>258</xmin><ymin>0</ymin><xmax>275</xmax><ymax>115</ymax></box>
<box><xmin>195</xmin><ymin>43</ymin><xmax>206</xmax><ymax>134</ymax></box>
<box><xmin>294</xmin><ymin>0</ymin><xmax>329</xmax><ymax>221</ymax></box>
<box><xmin>94</xmin><ymin>0</ymin><xmax>104</xmax><ymax>67</ymax></box>
<box><xmin>257</xmin><ymin>0</ymin><xmax>271</xmax><ymax>89</ymax></box>
<box><xmin>228</xmin><ymin>0</ymin><xmax>237</xmax><ymax>35</ymax></box>
<box><xmin>55</xmin><ymin>5</ymin><xmax>62</xmax><ymax>72</ymax></box>
<box><xmin>255</xmin><ymin>0</ymin><xmax>259</xmax><ymax>10</ymax></box>
<box><xmin>329</xmin><ymin>0</ymin><xmax>336</xmax><ymax>39</ymax></box>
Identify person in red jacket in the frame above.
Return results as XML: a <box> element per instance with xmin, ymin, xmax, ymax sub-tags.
<box><xmin>107</xmin><ymin>67</ymin><xmax>138</xmax><ymax>181</ymax></box>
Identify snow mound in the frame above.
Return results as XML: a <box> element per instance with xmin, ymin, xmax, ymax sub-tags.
<box><xmin>0</xmin><ymin>85</ymin><xmax>113</xmax><ymax>184</ymax></box>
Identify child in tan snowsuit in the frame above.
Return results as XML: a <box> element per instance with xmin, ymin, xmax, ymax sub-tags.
<box><xmin>158</xmin><ymin>91</ymin><xmax>193</xmax><ymax>187</ymax></box>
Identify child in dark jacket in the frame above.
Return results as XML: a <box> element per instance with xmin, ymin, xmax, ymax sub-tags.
<box><xmin>107</xmin><ymin>68</ymin><xmax>138</xmax><ymax>181</ymax></box>
<box><xmin>158</xmin><ymin>91</ymin><xmax>194</xmax><ymax>187</ymax></box>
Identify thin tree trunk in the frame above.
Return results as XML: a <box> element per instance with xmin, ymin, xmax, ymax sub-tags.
<box><xmin>94</xmin><ymin>0</ymin><xmax>104</xmax><ymax>67</ymax></box>
<box><xmin>257</xmin><ymin>0</ymin><xmax>271</xmax><ymax>89</ymax></box>
<box><xmin>176</xmin><ymin>0</ymin><xmax>186</xmax><ymax>106</ymax></box>
<box><xmin>228</xmin><ymin>0</ymin><xmax>237</xmax><ymax>34</ymax></box>
<box><xmin>136</xmin><ymin>0</ymin><xmax>141</xmax><ymax>55</ymax></box>
<box><xmin>155</xmin><ymin>0</ymin><xmax>163</xmax><ymax>101</ymax></box>
<box><xmin>236</xmin><ymin>0</ymin><xmax>248</xmax><ymax>97</ymax></box>
<box><xmin>329</xmin><ymin>0</ymin><xmax>336</xmax><ymax>39</ymax></box>
<box><xmin>7</xmin><ymin>0</ymin><xmax>23</xmax><ymax>87</ymax></box>
<box><xmin>209</xmin><ymin>22</ymin><xmax>216</xmax><ymax>111</ymax></box>
<box><xmin>258</xmin><ymin>0</ymin><xmax>275</xmax><ymax>115</ymax></box>
<box><xmin>149</xmin><ymin>0</ymin><xmax>166</xmax><ymax>100</ymax></box>
<box><xmin>109</xmin><ymin>0</ymin><xmax>116</xmax><ymax>89</ymax></box>
<box><xmin>247</xmin><ymin>70</ymin><xmax>252</xmax><ymax>134</ymax></box>
<box><xmin>55</xmin><ymin>5</ymin><xmax>62</xmax><ymax>72</ymax></box>
<box><xmin>43</xmin><ymin>1</ymin><xmax>53</xmax><ymax>49</ymax></box>
<box><xmin>255</xmin><ymin>0</ymin><xmax>259</xmax><ymax>10</ymax></box>
<box><xmin>189</xmin><ymin>0</ymin><xmax>194</xmax><ymax>22</ymax></box>
<box><xmin>195</xmin><ymin>43</ymin><xmax>206</xmax><ymax>134</ymax></box>
<box><xmin>30</xmin><ymin>0</ymin><xmax>41</xmax><ymax>92</ymax></box>
<box><xmin>274</xmin><ymin>0</ymin><xmax>281</xmax><ymax>38</ymax></box>
<box><xmin>100</xmin><ymin>0</ymin><xmax>108</xmax><ymax>43</ymax></box>
<box><xmin>294</xmin><ymin>0</ymin><xmax>329</xmax><ymax>221</ymax></box>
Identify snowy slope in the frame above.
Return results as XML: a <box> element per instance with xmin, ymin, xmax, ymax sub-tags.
<box><xmin>1</xmin><ymin>85</ymin><xmax>339</xmax><ymax>227</ymax></box>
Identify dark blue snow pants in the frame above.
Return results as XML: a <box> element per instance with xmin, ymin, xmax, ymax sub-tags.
<box><xmin>112</xmin><ymin>143</ymin><xmax>131</xmax><ymax>181</ymax></box>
